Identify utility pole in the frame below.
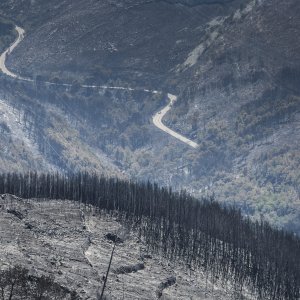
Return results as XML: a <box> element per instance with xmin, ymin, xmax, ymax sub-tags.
<box><xmin>99</xmin><ymin>242</ymin><xmax>116</xmax><ymax>299</ymax></box>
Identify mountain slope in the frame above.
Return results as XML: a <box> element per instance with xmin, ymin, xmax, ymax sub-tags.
<box><xmin>167</xmin><ymin>0</ymin><xmax>300</xmax><ymax>231</ymax></box>
<box><xmin>2</xmin><ymin>0</ymin><xmax>245</xmax><ymax>85</ymax></box>
<box><xmin>1</xmin><ymin>172</ymin><xmax>299</xmax><ymax>299</ymax></box>
<box><xmin>0</xmin><ymin>194</ymin><xmax>245</xmax><ymax>299</ymax></box>
<box><xmin>0</xmin><ymin>0</ymin><xmax>299</xmax><ymax>233</ymax></box>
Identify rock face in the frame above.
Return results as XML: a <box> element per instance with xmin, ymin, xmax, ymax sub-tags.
<box><xmin>0</xmin><ymin>194</ymin><xmax>240</xmax><ymax>299</ymax></box>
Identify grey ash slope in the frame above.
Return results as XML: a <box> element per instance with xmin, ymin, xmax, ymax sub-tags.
<box><xmin>0</xmin><ymin>194</ymin><xmax>238</xmax><ymax>300</ymax></box>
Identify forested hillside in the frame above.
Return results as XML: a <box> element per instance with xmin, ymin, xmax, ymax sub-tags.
<box><xmin>0</xmin><ymin>172</ymin><xmax>299</xmax><ymax>299</ymax></box>
<box><xmin>0</xmin><ymin>0</ymin><xmax>299</xmax><ymax>235</ymax></box>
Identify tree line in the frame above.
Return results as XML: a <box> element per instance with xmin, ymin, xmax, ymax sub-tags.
<box><xmin>0</xmin><ymin>172</ymin><xmax>299</xmax><ymax>299</ymax></box>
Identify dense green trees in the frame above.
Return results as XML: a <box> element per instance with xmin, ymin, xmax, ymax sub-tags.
<box><xmin>0</xmin><ymin>172</ymin><xmax>299</xmax><ymax>299</ymax></box>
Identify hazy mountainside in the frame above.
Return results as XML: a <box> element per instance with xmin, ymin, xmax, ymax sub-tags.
<box><xmin>0</xmin><ymin>2</ymin><xmax>246</xmax><ymax>176</ymax></box>
<box><xmin>0</xmin><ymin>0</ymin><xmax>300</xmax><ymax>234</ymax></box>
<box><xmin>166</xmin><ymin>0</ymin><xmax>300</xmax><ymax>230</ymax></box>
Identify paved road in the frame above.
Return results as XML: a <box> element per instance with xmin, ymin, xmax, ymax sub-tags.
<box><xmin>0</xmin><ymin>26</ymin><xmax>198</xmax><ymax>149</ymax></box>
<box><xmin>0</xmin><ymin>26</ymin><xmax>28</xmax><ymax>79</ymax></box>
<box><xmin>153</xmin><ymin>94</ymin><xmax>199</xmax><ymax>148</ymax></box>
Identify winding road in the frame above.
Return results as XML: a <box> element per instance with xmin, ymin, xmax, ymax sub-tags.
<box><xmin>0</xmin><ymin>25</ymin><xmax>199</xmax><ymax>149</ymax></box>
<box><xmin>153</xmin><ymin>94</ymin><xmax>199</xmax><ymax>148</ymax></box>
<box><xmin>0</xmin><ymin>26</ymin><xmax>26</xmax><ymax>79</ymax></box>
